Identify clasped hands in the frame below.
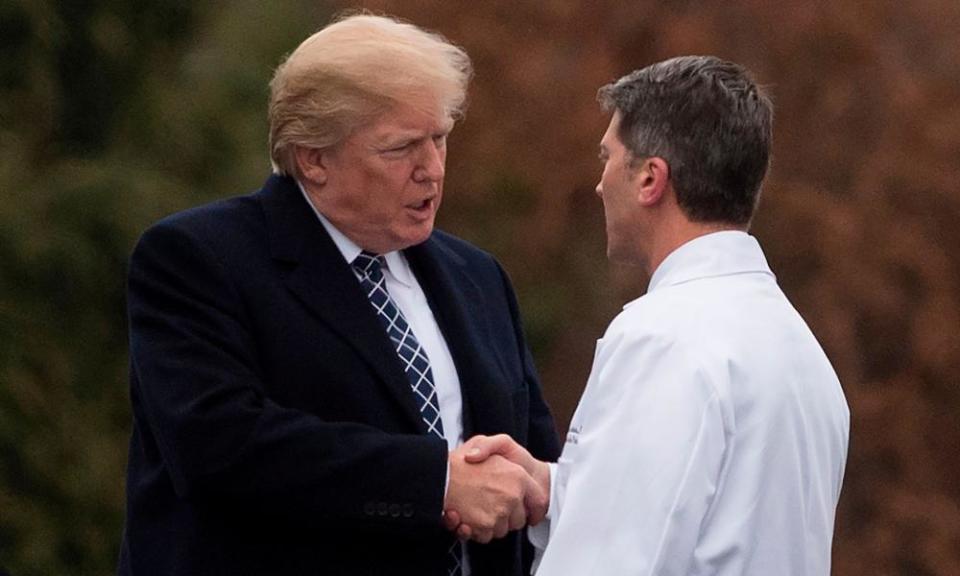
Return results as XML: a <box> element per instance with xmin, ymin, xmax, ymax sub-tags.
<box><xmin>442</xmin><ymin>434</ymin><xmax>550</xmax><ymax>543</ymax></box>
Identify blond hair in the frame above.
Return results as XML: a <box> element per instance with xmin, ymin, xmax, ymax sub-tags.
<box><xmin>268</xmin><ymin>14</ymin><xmax>473</xmax><ymax>176</ymax></box>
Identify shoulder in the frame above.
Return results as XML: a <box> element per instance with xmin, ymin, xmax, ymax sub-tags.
<box><xmin>128</xmin><ymin>192</ymin><xmax>273</xmax><ymax>294</ymax></box>
<box><xmin>598</xmin><ymin>288</ymin><xmax>730</xmax><ymax>396</ymax></box>
<box><xmin>134</xmin><ymin>193</ymin><xmax>267</xmax><ymax>260</ymax></box>
<box><xmin>587</xmin><ymin>304</ymin><xmax>726</xmax><ymax>431</ymax></box>
<box><xmin>607</xmin><ymin>285</ymin><xmax>706</xmax><ymax>346</ymax></box>
<box><xmin>142</xmin><ymin>194</ymin><xmax>263</xmax><ymax>244</ymax></box>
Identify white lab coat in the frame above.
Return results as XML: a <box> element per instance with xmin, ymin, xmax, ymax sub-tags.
<box><xmin>530</xmin><ymin>231</ymin><xmax>849</xmax><ymax>576</ymax></box>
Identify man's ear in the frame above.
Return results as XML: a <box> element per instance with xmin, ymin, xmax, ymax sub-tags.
<box><xmin>293</xmin><ymin>146</ymin><xmax>327</xmax><ymax>185</ymax></box>
<box><xmin>636</xmin><ymin>157</ymin><xmax>670</xmax><ymax>207</ymax></box>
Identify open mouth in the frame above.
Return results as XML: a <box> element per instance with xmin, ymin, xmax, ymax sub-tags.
<box><xmin>407</xmin><ymin>197</ymin><xmax>435</xmax><ymax>215</ymax></box>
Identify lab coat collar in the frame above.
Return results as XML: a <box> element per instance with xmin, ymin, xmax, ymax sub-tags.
<box><xmin>626</xmin><ymin>231</ymin><xmax>775</xmax><ymax>309</ymax></box>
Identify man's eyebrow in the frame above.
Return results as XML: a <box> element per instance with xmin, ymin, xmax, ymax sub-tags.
<box><xmin>373</xmin><ymin>131</ymin><xmax>424</xmax><ymax>148</ymax></box>
<box><xmin>377</xmin><ymin>126</ymin><xmax>453</xmax><ymax>149</ymax></box>
<box><xmin>385</xmin><ymin>129</ymin><xmax>424</xmax><ymax>141</ymax></box>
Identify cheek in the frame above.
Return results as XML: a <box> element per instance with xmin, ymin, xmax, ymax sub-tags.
<box><xmin>365</xmin><ymin>168</ymin><xmax>408</xmax><ymax>211</ymax></box>
<box><xmin>600</xmin><ymin>165</ymin><xmax>617</xmax><ymax>193</ymax></box>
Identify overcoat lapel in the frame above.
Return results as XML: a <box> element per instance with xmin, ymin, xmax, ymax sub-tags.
<box><xmin>406</xmin><ymin>239</ymin><xmax>518</xmax><ymax>439</ymax></box>
<box><xmin>257</xmin><ymin>175</ymin><xmax>426</xmax><ymax>432</ymax></box>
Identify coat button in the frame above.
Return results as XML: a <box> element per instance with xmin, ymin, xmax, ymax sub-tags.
<box><xmin>389</xmin><ymin>503</ymin><xmax>401</xmax><ymax>518</ymax></box>
<box><xmin>402</xmin><ymin>503</ymin><xmax>414</xmax><ymax>518</ymax></box>
<box><xmin>363</xmin><ymin>501</ymin><xmax>375</xmax><ymax>516</ymax></box>
<box><xmin>377</xmin><ymin>502</ymin><xmax>388</xmax><ymax>516</ymax></box>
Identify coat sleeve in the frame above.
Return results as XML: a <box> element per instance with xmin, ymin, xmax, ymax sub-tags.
<box><xmin>127</xmin><ymin>220</ymin><xmax>448</xmax><ymax>527</ymax></box>
<box><xmin>533</xmin><ymin>330</ymin><xmax>728</xmax><ymax>575</ymax></box>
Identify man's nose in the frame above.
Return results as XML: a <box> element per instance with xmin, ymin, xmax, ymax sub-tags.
<box><xmin>414</xmin><ymin>141</ymin><xmax>445</xmax><ymax>182</ymax></box>
<box><xmin>595</xmin><ymin>182</ymin><xmax>603</xmax><ymax>197</ymax></box>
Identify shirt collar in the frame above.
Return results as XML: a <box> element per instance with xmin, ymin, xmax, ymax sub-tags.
<box><xmin>296</xmin><ymin>180</ymin><xmax>415</xmax><ymax>287</ymax></box>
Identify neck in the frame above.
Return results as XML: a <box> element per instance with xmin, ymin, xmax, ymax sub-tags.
<box><xmin>642</xmin><ymin>218</ymin><xmax>745</xmax><ymax>277</ymax></box>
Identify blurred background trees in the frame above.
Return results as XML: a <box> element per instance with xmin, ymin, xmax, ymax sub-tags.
<box><xmin>1</xmin><ymin>1</ymin><xmax>958</xmax><ymax>574</ymax></box>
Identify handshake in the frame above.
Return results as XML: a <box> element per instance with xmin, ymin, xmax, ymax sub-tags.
<box><xmin>442</xmin><ymin>434</ymin><xmax>550</xmax><ymax>543</ymax></box>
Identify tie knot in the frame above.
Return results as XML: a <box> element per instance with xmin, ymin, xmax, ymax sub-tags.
<box><xmin>353</xmin><ymin>251</ymin><xmax>384</xmax><ymax>276</ymax></box>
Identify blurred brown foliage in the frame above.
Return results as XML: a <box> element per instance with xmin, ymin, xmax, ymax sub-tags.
<box><xmin>354</xmin><ymin>1</ymin><xmax>960</xmax><ymax>573</ymax></box>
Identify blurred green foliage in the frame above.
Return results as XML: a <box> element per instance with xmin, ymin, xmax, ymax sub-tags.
<box><xmin>0</xmin><ymin>1</ymin><xmax>332</xmax><ymax>573</ymax></box>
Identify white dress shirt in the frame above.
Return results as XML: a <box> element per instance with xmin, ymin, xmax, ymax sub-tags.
<box><xmin>530</xmin><ymin>231</ymin><xmax>849</xmax><ymax>576</ymax></box>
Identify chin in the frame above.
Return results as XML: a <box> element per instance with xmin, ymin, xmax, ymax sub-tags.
<box><xmin>396</xmin><ymin>225</ymin><xmax>435</xmax><ymax>250</ymax></box>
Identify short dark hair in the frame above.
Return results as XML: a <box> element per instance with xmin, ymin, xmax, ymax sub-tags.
<box><xmin>598</xmin><ymin>56</ymin><xmax>772</xmax><ymax>225</ymax></box>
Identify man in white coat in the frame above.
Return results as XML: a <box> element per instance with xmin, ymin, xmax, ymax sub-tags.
<box><xmin>447</xmin><ymin>56</ymin><xmax>850</xmax><ymax>575</ymax></box>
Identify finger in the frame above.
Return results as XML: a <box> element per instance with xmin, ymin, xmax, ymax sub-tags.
<box><xmin>508</xmin><ymin>498</ymin><xmax>528</xmax><ymax>532</ymax></box>
<box><xmin>442</xmin><ymin>510</ymin><xmax>462</xmax><ymax>532</ymax></box>
<box><xmin>456</xmin><ymin>523</ymin><xmax>473</xmax><ymax>541</ymax></box>
<box><xmin>525</xmin><ymin>501</ymin><xmax>545</xmax><ymax>527</ymax></box>
<box><xmin>493</xmin><ymin>515</ymin><xmax>510</xmax><ymax>540</ymax></box>
<box><xmin>473</xmin><ymin>527</ymin><xmax>493</xmax><ymax>544</ymax></box>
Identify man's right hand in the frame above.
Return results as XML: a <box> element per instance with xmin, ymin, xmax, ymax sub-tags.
<box><xmin>443</xmin><ymin>435</ymin><xmax>551</xmax><ymax>542</ymax></box>
<box><xmin>463</xmin><ymin>434</ymin><xmax>551</xmax><ymax>500</ymax></box>
<box><xmin>443</xmin><ymin>444</ymin><xmax>547</xmax><ymax>543</ymax></box>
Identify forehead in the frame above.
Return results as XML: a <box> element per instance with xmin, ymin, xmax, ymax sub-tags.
<box><xmin>363</xmin><ymin>102</ymin><xmax>453</xmax><ymax>140</ymax></box>
<box><xmin>600</xmin><ymin>111</ymin><xmax>624</xmax><ymax>149</ymax></box>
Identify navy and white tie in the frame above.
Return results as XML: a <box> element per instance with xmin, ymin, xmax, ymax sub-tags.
<box><xmin>352</xmin><ymin>251</ymin><xmax>463</xmax><ymax>576</ymax></box>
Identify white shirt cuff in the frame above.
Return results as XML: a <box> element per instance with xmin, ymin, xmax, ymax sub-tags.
<box><xmin>527</xmin><ymin>462</ymin><xmax>557</xmax><ymax>573</ymax></box>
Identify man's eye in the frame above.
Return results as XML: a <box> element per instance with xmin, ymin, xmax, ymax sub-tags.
<box><xmin>384</xmin><ymin>143</ymin><xmax>411</xmax><ymax>154</ymax></box>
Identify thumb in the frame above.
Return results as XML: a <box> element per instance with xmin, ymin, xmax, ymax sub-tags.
<box><xmin>463</xmin><ymin>434</ymin><xmax>514</xmax><ymax>463</ymax></box>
